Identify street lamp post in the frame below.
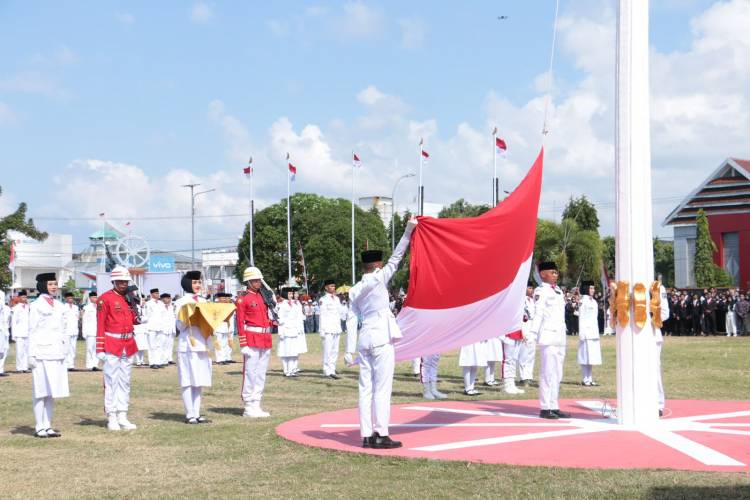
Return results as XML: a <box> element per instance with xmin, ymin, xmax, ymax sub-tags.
<box><xmin>391</xmin><ymin>172</ymin><xmax>416</xmax><ymax>251</ymax></box>
<box><xmin>182</xmin><ymin>183</ymin><xmax>215</xmax><ymax>270</ymax></box>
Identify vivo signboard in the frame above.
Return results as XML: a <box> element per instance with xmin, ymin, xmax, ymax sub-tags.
<box><xmin>148</xmin><ymin>256</ymin><xmax>176</xmax><ymax>273</ymax></box>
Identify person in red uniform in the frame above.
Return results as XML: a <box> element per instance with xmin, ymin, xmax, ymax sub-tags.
<box><xmin>236</xmin><ymin>266</ymin><xmax>273</xmax><ymax>418</ymax></box>
<box><xmin>96</xmin><ymin>265</ymin><xmax>139</xmax><ymax>431</ymax></box>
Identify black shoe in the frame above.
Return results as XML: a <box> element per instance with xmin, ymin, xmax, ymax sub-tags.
<box><xmin>370</xmin><ymin>432</ymin><xmax>402</xmax><ymax>449</ymax></box>
<box><xmin>328</xmin><ymin>374</ymin><xmax>341</xmax><ymax>380</ymax></box>
<box><xmin>168</xmin><ymin>361</ymin><xmax>175</xmax><ymax>365</ymax></box>
<box><xmin>658</xmin><ymin>409</ymin><xmax>664</xmax><ymax>417</ymax></box>
<box><xmin>552</xmin><ymin>409</ymin><xmax>571</xmax><ymax>418</ymax></box>
<box><xmin>0</xmin><ymin>373</ymin><xmax>9</xmax><ymax>377</ymax></box>
<box><xmin>463</xmin><ymin>389</ymin><xmax>481</xmax><ymax>396</ymax></box>
<box><xmin>91</xmin><ymin>367</ymin><xmax>100</xmax><ymax>372</ymax></box>
<box><xmin>185</xmin><ymin>418</ymin><xmax>199</xmax><ymax>424</ymax></box>
<box><xmin>150</xmin><ymin>365</ymin><xmax>159</xmax><ymax>369</ymax></box>
<box><xmin>520</xmin><ymin>379</ymin><xmax>534</xmax><ymax>387</ymax></box>
<box><xmin>582</xmin><ymin>381</ymin><xmax>592</xmax><ymax>386</ymax></box>
<box><xmin>35</xmin><ymin>430</ymin><xmax>49</xmax><ymax>438</ymax></box>
<box><xmin>589</xmin><ymin>381</ymin><xmax>600</xmax><ymax>387</ymax></box>
<box><xmin>539</xmin><ymin>410</ymin><xmax>559</xmax><ymax>419</ymax></box>
<box><xmin>362</xmin><ymin>436</ymin><xmax>372</xmax><ymax>448</ymax></box>
<box><xmin>196</xmin><ymin>416</ymin><xmax>210</xmax><ymax>424</ymax></box>
<box><xmin>45</xmin><ymin>428</ymin><xmax>62</xmax><ymax>438</ymax></box>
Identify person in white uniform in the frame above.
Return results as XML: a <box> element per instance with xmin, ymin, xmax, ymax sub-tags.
<box><xmin>143</xmin><ymin>288</ymin><xmax>165</xmax><ymax>369</ymax></box>
<box><xmin>0</xmin><ymin>292</ymin><xmax>11</xmax><ymax>376</ymax></box>
<box><xmin>212</xmin><ymin>293</ymin><xmax>234</xmax><ymax>365</ymax></box>
<box><xmin>577</xmin><ymin>282</ymin><xmax>602</xmax><ymax>386</ymax></box>
<box><xmin>530</xmin><ymin>261</ymin><xmax>571</xmax><ymax>419</ymax></box>
<box><xmin>81</xmin><ymin>292</ymin><xmax>100</xmax><ymax>371</ymax></box>
<box><xmin>319</xmin><ymin>279</ymin><xmax>345</xmax><ymax>379</ymax></box>
<box><xmin>517</xmin><ymin>286</ymin><xmax>537</xmax><ymax>386</ymax></box>
<box><xmin>62</xmin><ymin>292</ymin><xmax>80</xmax><ymax>370</ymax></box>
<box><xmin>174</xmin><ymin>271</ymin><xmax>212</xmax><ymax>424</ymax></box>
<box><xmin>655</xmin><ymin>283</ymin><xmax>670</xmax><ymax>417</ymax></box>
<box><xmin>420</xmin><ymin>353</ymin><xmax>448</xmax><ymax>400</ymax></box>
<box><xmin>12</xmin><ymin>290</ymin><xmax>31</xmax><ymax>373</ymax></box>
<box><xmin>160</xmin><ymin>293</ymin><xmax>176</xmax><ymax>365</ymax></box>
<box><xmin>277</xmin><ymin>287</ymin><xmax>302</xmax><ymax>377</ymax></box>
<box><xmin>484</xmin><ymin>336</ymin><xmax>503</xmax><ymax>388</ymax></box>
<box><xmin>458</xmin><ymin>341</ymin><xmax>487</xmax><ymax>396</ymax></box>
<box><xmin>28</xmin><ymin>273</ymin><xmax>69</xmax><ymax>438</ymax></box>
<box><xmin>345</xmin><ymin>217</ymin><xmax>417</xmax><ymax>449</ymax></box>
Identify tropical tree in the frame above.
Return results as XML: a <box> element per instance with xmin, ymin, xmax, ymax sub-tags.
<box><xmin>0</xmin><ymin>186</ymin><xmax>48</xmax><ymax>288</ymax></box>
<box><xmin>438</xmin><ymin>198</ymin><xmax>491</xmax><ymax>218</ymax></box>
<box><xmin>533</xmin><ymin>218</ymin><xmax>602</xmax><ymax>287</ymax></box>
<box><xmin>694</xmin><ymin>209</ymin><xmax>733</xmax><ymax>287</ymax></box>
<box><xmin>561</xmin><ymin>195</ymin><xmax>600</xmax><ymax>232</ymax></box>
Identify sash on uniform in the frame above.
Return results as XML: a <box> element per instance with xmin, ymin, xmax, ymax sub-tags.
<box><xmin>177</xmin><ymin>303</ymin><xmax>236</xmax><ymax>340</ymax></box>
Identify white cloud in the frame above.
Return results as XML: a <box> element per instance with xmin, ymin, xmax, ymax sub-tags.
<box><xmin>29</xmin><ymin>45</ymin><xmax>79</xmax><ymax>66</ymax></box>
<box><xmin>0</xmin><ymin>72</ymin><xmax>67</xmax><ymax>99</ymax></box>
<box><xmin>397</xmin><ymin>17</ymin><xmax>426</xmax><ymax>50</ymax></box>
<box><xmin>337</xmin><ymin>1</ymin><xmax>384</xmax><ymax>39</ymax></box>
<box><xmin>267</xmin><ymin>19</ymin><xmax>290</xmax><ymax>37</ymax></box>
<box><xmin>0</xmin><ymin>102</ymin><xmax>17</xmax><ymax>126</ymax></box>
<box><xmin>115</xmin><ymin>12</ymin><xmax>136</xmax><ymax>25</ymax></box>
<box><xmin>190</xmin><ymin>2</ymin><xmax>214</xmax><ymax>24</ymax></box>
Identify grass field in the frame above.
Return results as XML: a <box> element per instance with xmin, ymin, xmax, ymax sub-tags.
<box><xmin>1</xmin><ymin>335</ymin><xmax>750</xmax><ymax>499</ymax></box>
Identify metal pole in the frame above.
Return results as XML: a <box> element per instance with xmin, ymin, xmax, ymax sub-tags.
<box><xmin>191</xmin><ymin>189</ymin><xmax>195</xmax><ymax>270</ymax></box>
<box><xmin>351</xmin><ymin>156</ymin><xmax>356</xmax><ymax>285</ymax></box>
<box><xmin>418</xmin><ymin>140</ymin><xmax>424</xmax><ymax>216</ymax></box>
<box><xmin>287</xmin><ymin>164</ymin><xmax>292</xmax><ymax>283</ymax></box>
<box><xmin>249</xmin><ymin>172</ymin><xmax>254</xmax><ymax>266</ymax></box>
<box><xmin>391</xmin><ymin>172</ymin><xmax>416</xmax><ymax>251</ymax></box>
<box><xmin>493</xmin><ymin>127</ymin><xmax>498</xmax><ymax>206</ymax></box>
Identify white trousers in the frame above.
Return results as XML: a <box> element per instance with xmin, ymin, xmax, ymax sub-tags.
<box><xmin>181</xmin><ymin>386</ymin><xmax>203</xmax><ymax>419</ymax></box>
<box><xmin>726</xmin><ymin>313</ymin><xmax>738</xmax><ymax>336</ymax></box>
<box><xmin>421</xmin><ymin>354</ymin><xmax>440</xmax><ymax>383</ymax></box>
<box><xmin>517</xmin><ymin>339</ymin><xmax>536</xmax><ymax>381</ymax></box>
<box><xmin>147</xmin><ymin>331</ymin><xmax>161</xmax><ymax>365</ymax></box>
<box><xmin>411</xmin><ymin>358</ymin><xmax>421</xmax><ymax>375</ymax></box>
<box><xmin>485</xmin><ymin>362</ymin><xmax>497</xmax><ymax>383</ymax></box>
<box><xmin>281</xmin><ymin>356</ymin><xmax>298</xmax><ymax>375</ymax></box>
<box><xmin>104</xmin><ymin>353</ymin><xmax>133</xmax><ymax>413</ymax></box>
<box><xmin>463</xmin><ymin>366</ymin><xmax>477</xmax><ymax>391</ymax></box>
<box><xmin>214</xmin><ymin>332</ymin><xmax>230</xmax><ymax>363</ymax></box>
<box><xmin>66</xmin><ymin>336</ymin><xmax>77</xmax><ymax>368</ymax></box>
<box><xmin>581</xmin><ymin>364</ymin><xmax>593</xmax><ymax>384</ymax></box>
<box><xmin>502</xmin><ymin>338</ymin><xmax>522</xmax><ymax>380</ymax></box>
<box><xmin>0</xmin><ymin>347</ymin><xmax>5</xmax><ymax>374</ymax></box>
<box><xmin>656</xmin><ymin>341</ymin><xmax>665</xmax><ymax>410</ymax></box>
<box><xmin>33</xmin><ymin>396</ymin><xmax>55</xmax><ymax>432</ymax></box>
<box><xmin>134</xmin><ymin>350</ymin><xmax>145</xmax><ymax>365</ymax></box>
<box><xmin>321</xmin><ymin>333</ymin><xmax>340</xmax><ymax>375</ymax></box>
<box><xmin>163</xmin><ymin>333</ymin><xmax>175</xmax><ymax>363</ymax></box>
<box><xmin>358</xmin><ymin>343</ymin><xmax>395</xmax><ymax>438</ymax></box>
<box><xmin>539</xmin><ymin>345</ymin><xmax>565</xmax><ymax>410</ymax></box>
<box><xmin>242</xmin><ymin>348</ymin><xmax>270</xmax><ymax>404</ymax></box>
<box><xmin>15</xmin><ymin>337</ymin><xmax>30</xmax><ymax>371</ymax></box>
<box><xmin>84</xmin><ymin>337</ymin><xmax>99</xmax><ymax>370</ymax></box>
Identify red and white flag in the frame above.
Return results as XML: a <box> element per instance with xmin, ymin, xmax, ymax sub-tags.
<box><xmin>288</xmin><ymin>162</ymin><xmax>297</xmax><ymax>181</ymax></box>
<box><xmin>421</xmin><ymin>149</ymin><xmax>430</xmax><ymax>159</ymax></box>
<box><xmin>244</xmin><ymin>157</ymin><xmax>253</xmax><ymax>176</ymax></box>
<box><xmin>496</xmin><ymin>136</ymin><xmax>508</xmax><ymax>156</ymax></box>
<box><xmin>394</xmin><ymin>148</ymin><xmax>544</xmax><ymax>360</ymax></box>
<box><xmin>352</xmin><ymin>152</ymin><xmax>361</xmax><ymax>167</ymax></box>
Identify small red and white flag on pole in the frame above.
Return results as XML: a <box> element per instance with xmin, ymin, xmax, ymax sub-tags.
<box><xmin>421</xmin><ymin>149</ymin><xmax>430</xmax><ymax>159</ymax></box>
<box><xmin>496</xmin><ymin>137</ymin><xmax>507</xmax><ymax>153</ymax></box>
<box><xmin>244</xmin><ymin>157</ymin><xmax>253</xmax><ymax>176</ymax></box>
<box><xmin>287</xmin><ymin>153</ymin><xmax>297</xmax><ymax>181</ymax></box>
<box><xmin>352</xmin><ymin>152</ymin><xmax>361</xmax><ymax>166</ymax></box>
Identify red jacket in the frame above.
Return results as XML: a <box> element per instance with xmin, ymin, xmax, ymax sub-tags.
<box><xmin>96</xmin><ymin>289</ymin><xmax>138</xmax><ymax>357</ymax></box>
<box><xmin>236</xmin><ymin>290</ymin><xmax>272</xmax><ymax>349</ymax></box>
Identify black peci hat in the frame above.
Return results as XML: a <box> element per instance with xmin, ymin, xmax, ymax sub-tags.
<box><xmin>160</xmin><ymin>293</ymin><xmax>170</xmax><ymax>299</ymax></box>
<box><xmin>215</xmin><ymin>292</ymin><xmax>232</xmax><ymax>298</ymax></box>
<box><xmin>323</xmin><ymin>279</ymin><xmax>335</xmax><ymax>286</ymax></box>
<box><xmin>580</xmin><ymin>281</ymin><xmax>594</xmax><ymax>295</ymax></box>
<box><xmin>150</xmin><ymin>288</ymin><xmax>159</xmax><ymax>294</ymax></box>
<box><xmin>17</xmin><ymin>290</ymin><xmax>27</xmax><ymax>297</ymax></box>
<box><xmin>280</xmin><ymin>287</ymin><xmax>294</xmax><ymax>299</ymax></box>
<box><xmin>538</xmin><ymin>261</ymin><xmax>558</xmax><ymax>272</ymax></box>
<box><xmin>36</xmin><ymin>272</ymin><xmax>56</xmax><ymax>295</ymax></box>
<box><xmin>181</xmin><ymin>271</ymin><xmax>202</xmax><ymax>293</ymax></box>
<box><xmin>64</xmin><ymin>292</ymin><xmax>74</xmax><ymax>298</ymax></box>
<box><xmin>361</xmin><ymin>250</ymin><xmax>383</xmax><ymax>264</ymax></box>
<box><xmin>89</xmin><ymin>291</ymin><xmax>97</xmax><ymax>297</ymax></box>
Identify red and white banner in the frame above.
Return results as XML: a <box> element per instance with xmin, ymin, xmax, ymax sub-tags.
<box><xmin>395</xmin><ymin>148</ymin><xmax>544</xmax><ymax>360</ymax></box>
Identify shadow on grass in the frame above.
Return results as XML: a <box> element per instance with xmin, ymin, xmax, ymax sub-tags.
<box><xmin>76</xmin><ymin>418</ymin><xmax>107</xmax><ymax>427</ymax></box>
<box><xmin>9</xmin><ymin>425</ymin><xmax>36</xmax><ymax>436</ymax></box>
<box><xmin>646</xmin><ymin>486</ymin><xmax>750</xmax><ymax>499</ymax></box>
<box><xmin>210</xmin><ymin>407</ymin><xmax>244</xmax><ymax>416</ymax></box>
<box><xmin>150</xmin><ymin>412</ymin><xmax>187</xmax><ymax>422</ymax></box>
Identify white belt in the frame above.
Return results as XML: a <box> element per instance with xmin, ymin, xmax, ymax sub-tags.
<box><xmin>105</xmin><ymin>332</ymin><xmax>134</xmax><ymax>339</ymax></box>
<box><xmin>244</xmin><ymin>326</ymin><xmax>272</xmax><ymax>333</ymax></box>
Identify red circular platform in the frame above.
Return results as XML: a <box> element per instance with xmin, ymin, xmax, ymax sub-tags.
<box><xmin>276</xmin><ymin>399</ymin><xmax>750</xmax><ymax>471</ymax></box>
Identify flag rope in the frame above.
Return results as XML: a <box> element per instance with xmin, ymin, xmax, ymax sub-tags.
<box><xmin>541</xmin><ymin>0</ymin><xmax>561</xmax><ymax>140</ymax></box>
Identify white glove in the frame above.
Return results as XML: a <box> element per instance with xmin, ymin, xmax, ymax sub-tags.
<box><xmin>405</xmin><ymin>216</ymin><xmax>418</xmax><ymax>234</ymax></box>
<box><xmin>241</xmin><ymin>346</ymin><xmax>252</xmax><ymax>357</ymax></box>
<box><xmin>344</xmin><ymin>352</ymin><xmax>355</xmax><ymax>367</ymax></box>
<box><xmin>28</xmin><ymin>356</ymin><xmax>37</xmax><ymax>369</ymax></box>
<box><xmin>96</xmin><ymin>352</ymin><xmax>106</xmax><ymax>361</ymax></box>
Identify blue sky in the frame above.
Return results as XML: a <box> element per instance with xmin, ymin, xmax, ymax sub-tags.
<box><xmin>1</xmin><ymin>1</ymin><xmax>748</xmax><ymax>254</ymax></box>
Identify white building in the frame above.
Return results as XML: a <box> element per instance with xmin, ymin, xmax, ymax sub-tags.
<box><xmin>9</xmin><ymin>231</ymin><xmax>73</xmax><ymax>290</ymax></box>
<box><xmin>201</xmin><ymin>248</ymin><xmax>239</xmax><ymax>296</ymax></box>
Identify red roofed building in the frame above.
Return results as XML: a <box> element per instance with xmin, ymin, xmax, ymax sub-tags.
<box><xmin>663</xmin><ymin>158</ymin><xmax>750</xmax><ymax>289</ymax></box>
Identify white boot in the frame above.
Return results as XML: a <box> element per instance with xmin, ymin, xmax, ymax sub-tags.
<box><xmin>503</xmin><ymin>378</ymin><xmax>525</xmax><ymax>395</ymax></box>
<box><xmin>117</xmin><ymin>412</ymin><xmax>137</xmax><ymax>430</ymax></box>
<box><xmin>107</xmin><ymin>412</ymin><xmax>121</xmax><ymax>431</ymax></box>
<box><xmin>422</xmin><ymin>383</ymin><xmax>436</xmax><ymax>400</ymax></box>
<box><xmin>430</xmin><ymin>381</ymin><xmax>448</xmax><ymax>399</ymax></box>
<box><xmin>243</xmin><ymin>402</ymin><xmax>270</xmax><ymax>418</ymax></box>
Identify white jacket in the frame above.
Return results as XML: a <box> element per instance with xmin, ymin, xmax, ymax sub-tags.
<box><xmin>577</xmin><ymin>295</ymin><xmax>600</xmax><ymax>340</ymax></box>
<box><xmin>347</xmin><ymin>228</ymin><xmax>411</xmax><ymax>352</ymax></box>
<box><xmin>62</xmin><ymin>303</ymin><xmax>80</xmax><ymax>337</ymax></box>
<box><xmin>530</xmin><ymin>283</ymin><xmax>567</xmax><ymax>346</ymax></box>
<box><xmin>28</xmin><ymin>295</ymin><xmax>68</xmax><ymax>360</ymax></box>
<box><xmin>318</xmin><ymin>293</ymin><xmax>344</xmax><ymax>335</ymax></box>
<box><xmin>81</xmin><ymin>302</ymin><xmax>97</xmax><ymax>338</ymax></box>
<box><xmin>277</xmin><ymin>300</ymin><xmax>299</xmax><ymax>339</ymax></box>
<box><xmin>11</xmin><ymin>303</ymin><xmax>30</xmax><ymax>338</ymax></box>
<box><xmin>142</xmin><ymin>298</ymin><xmax>163</xmax><ymax>332</ymax></box>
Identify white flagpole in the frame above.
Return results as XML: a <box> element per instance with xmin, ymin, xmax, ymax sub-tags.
<box><xmin>492</xmin><ymin>127</ymin><xmax>498</xmax><ymax>206</ymax></box>
<box><xmin>286</xmin><ymin>154</ymin><xmax>292</xmax><ymax>284</ymax></box>
<box><xmin>418</xmin><ymin>139</ymin><xmax>424</xmax><ymax>216</ymax></box>
<box><xmin>248</xmin><ymin>157</ymin><xmax>254</xmax><ymax>266</ymax></box>
<box><xmin>351</xmin><ymin>152</ymin><xmax>356</xmax><ymax>285</ymax></box>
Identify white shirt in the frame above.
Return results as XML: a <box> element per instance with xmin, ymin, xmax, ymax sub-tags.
<box><xmin>81</xmin><ymin>302</ymin><xmax>98</xmax><ymax>338</ymax></box>
<box><xmin>277</xmin><ymin>300</ymin><xmax>299</xmax><ymax>338</ymax></box>
<box><xmin>577</xmin><ymin>295</ymin><xmax>600</xmax><ymax>340</ymax></box>
<box><xmin>175</xmin><ymin>294</ymin><xmax>208</xmax><ymax>352</ymax></box>
<box><xmin>347</xmin><ymin>229</ymin><xmax>411</xmax><ymax>352</ymax></box>
<box><xmin>318</xmin><ymin>293</ymin><xmax>345</xmax><ymax>334</ymax></box>
<box><xmin>143</xmin><ymin>298</ymin><xmax>163</xmax><ymax>332</ymax></box>
<box><xmin>62</xmin><ymin>302</ymin><xmax>80</xmax><ymax>337</ymax></box>
<box><xmin>28</xmin><ymin>295</ymin><xmax>68</xmax><ymax>360</ymax></box>
<box><xmin>11</xmin><ymin>302</ymin><xmax>30</xmax><ymax>338</ymax></box>
<box><xmin>161</xmin><ymin>302</ymin><xmax>177</xmax><ymax>335</ymax></box>
<box><xmin>530</xmin><ymin>282</ymin><xmax>567</xmax><ymax>346</ymax></box>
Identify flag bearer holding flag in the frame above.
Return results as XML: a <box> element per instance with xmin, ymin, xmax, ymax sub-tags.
<box><xmin>345</xmin><ymin>217</ymin><xmax>417</xmax><ymax>449</ymax></box>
